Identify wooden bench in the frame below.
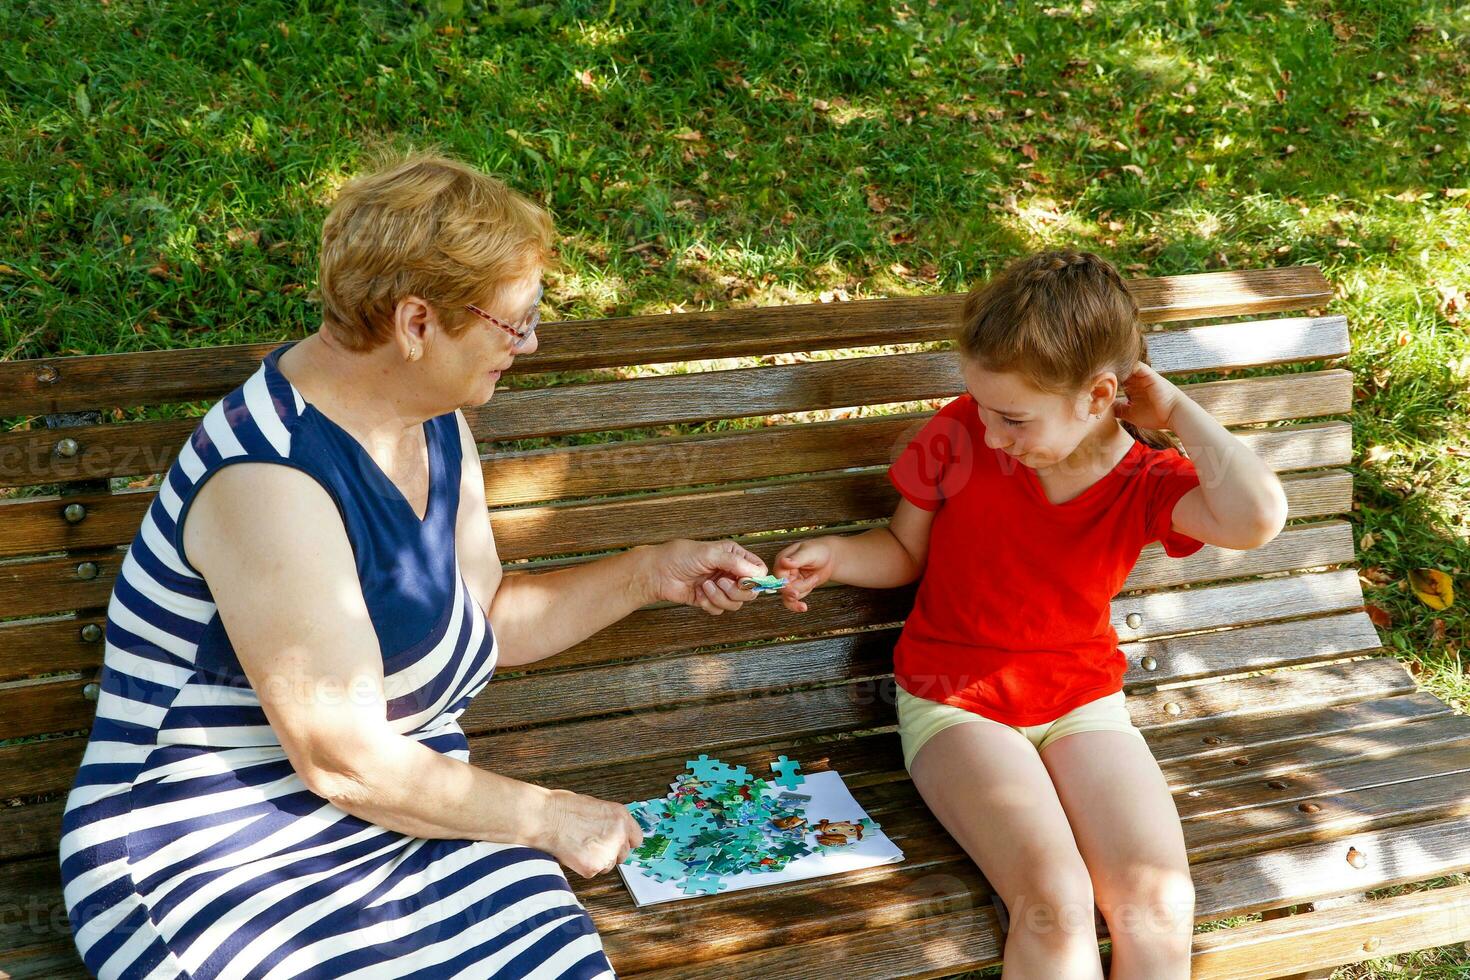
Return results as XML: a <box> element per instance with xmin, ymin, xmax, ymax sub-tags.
<box><xmin>3</xmin><ymin>264</ymin><xmax>1469</xmax><ymax>979</ymax></box>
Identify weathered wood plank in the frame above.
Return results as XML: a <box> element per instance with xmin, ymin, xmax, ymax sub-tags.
<box><xmin>470</xmin><ymin>356</ymin><xmax>1349</xmax><ymax>445</ymax></box>
<box><xmin>2</xmin><ymin>690</ymin><xmax>1453</xmax><ymax>865</ymax></box>
<box><xmin>2</xmin><ymin>559</ymin><xmax>1370</xmax><ymax>741</ymax></box>
<box><xmin>468</xmin><ymin>657</ymin><xmax>1414</xmax><ymax>780</ymax></box>
<box><xmin>0</xmin><ymin>938</ymin><xmax>91</xmax><ymax>979</ymax></box>
<box><xmin>0</xmin><ymin>267</ymin><xmax>1334</xmax><ymax>417</ymax></box>
<box><xmin>0</xmin><ymin>614</ymin><xmax>108</xmax><ymax>682</ymax></box>
<box><xmin>612</xmin><ymin>814</ymin><xmax>1470</xmax><ymax>978</ymax></box>
<box><xmin>500</xmin><ymin>519</ymin><xmax>1357</xmax><ymax>675</ymax></box>
<box><xmin>486</xmin><ymin>465</ymin><xmax>1350</xmax><ymax>562</ymax></box>
<box><xmin>1190</xmin><ymin>881</ymin><xmax>1470</xmax><ymax>980</ymax></box>
<box><xmin>0</xmin><ymin>466</ymin><xmax>1353</xmax><ymax>621</ymax></box>
<box><xmin>479</xmin><ymin>416</ymin><xmax>1352</xmax><ymax>509</ymax></box>
<box><xmin>8</xmin><ymin>713</ymin><xmax>1462</xmax><ymax>974</ymax></box>
<box><xmin>1180</xmin><ymin>744</ymin><xmax>1470</xmax><ymax>861</ymax></box>
<box><xmin>465</xmin><ymin>602</ymin><xmax>1379</xmax><ymax>738</ymax></box>
<box><xmin>0</xmin><ymin>346</ymin><xmax>1354</xmax><ymax>491</ymax></box>
<box><xmin>0</xmin><ymin>411</ymin><xmax>1352</xmax><ymax>566</ymax></box>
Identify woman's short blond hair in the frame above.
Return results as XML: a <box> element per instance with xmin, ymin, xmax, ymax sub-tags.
<box><xmin>317</xmin><ymin>151</ymin><xmax>554</xmax><ymax>350</ymax></box>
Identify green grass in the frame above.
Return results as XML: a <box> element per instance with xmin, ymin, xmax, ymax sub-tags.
<box><xmin>3</xmin><ymin>0</ymin><xmax>1469</xmax><ymax>973</ymax></box>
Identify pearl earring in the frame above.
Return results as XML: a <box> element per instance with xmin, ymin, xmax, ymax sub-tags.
<box><xmin>409</xmin><ymin>346</ymin><xmax>418</xmax><ymax>360</ymax></box>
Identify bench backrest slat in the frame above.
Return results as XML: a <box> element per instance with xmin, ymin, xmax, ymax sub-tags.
<box><xmin>0</xmin><ymin>268</ymin><xmax>1331</xmax><ymax>418</ymax></box>
<box><xmin>0</xmin><ymin>313</ymin><xmax>1347</xmax><ymax>490</ymax></box>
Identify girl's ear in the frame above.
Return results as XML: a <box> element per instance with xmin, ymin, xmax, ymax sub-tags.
<box><xmin>1085</xmin><ymin>370</ymin><xmax>1118</xmax><ymax>416</ymax></box>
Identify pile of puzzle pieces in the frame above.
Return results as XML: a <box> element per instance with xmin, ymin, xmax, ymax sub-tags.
<box><xmin>622</xmin><ymin>754</ymin><xmax>879</xmax><ymax>896</ymax></box>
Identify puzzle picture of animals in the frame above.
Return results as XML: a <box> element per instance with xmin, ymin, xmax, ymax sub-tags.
<box><xmin>618</xmin><ymin>754</ymin><xmax>905</xmax><ymax>906</ymax></box>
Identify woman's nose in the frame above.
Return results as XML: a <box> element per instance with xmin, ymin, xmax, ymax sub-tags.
<box><xmin>518</xmin><ymin>330</ymin><xmax>540</xmax><ymax>355</ymax></box>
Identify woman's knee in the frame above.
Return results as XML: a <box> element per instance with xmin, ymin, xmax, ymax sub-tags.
<box><xmin>1001</xmin><ymin>860</ymin><xmax>1098</xmax><ymax>941</ymax></box>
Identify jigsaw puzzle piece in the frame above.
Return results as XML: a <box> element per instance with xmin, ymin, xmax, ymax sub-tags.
<box><xmin>642</xmin><ymin>855</ymin><xmax>689</xmax><ymax>882</ymax></box>
<box><xmin>770</xmin><ymin>754</ymin><xmax>805</xmax><ymax>790</ymax></box>
<box><xmin>679</xmin><ymin>872</ymin><xmax>728</xmax><ymax>896</ymax></box>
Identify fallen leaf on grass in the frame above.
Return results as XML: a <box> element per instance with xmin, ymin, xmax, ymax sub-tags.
<box><xmin>1364</xmin><ymin>603</ymin><xmax>1393</xmax><ymax>628</ymax></box>
<box><xmin>1408</xmin><ymin>568</ymin><xmax>1454</xmax><ymax>610</ymax></box>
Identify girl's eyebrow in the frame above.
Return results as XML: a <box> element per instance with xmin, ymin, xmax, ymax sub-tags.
<box><xmin>973</xmin><ymin>397</ymin><xmax>1031</xmax><ymax>418</ymax></box>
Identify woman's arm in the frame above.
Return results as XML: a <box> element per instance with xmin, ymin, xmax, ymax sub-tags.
<box><xmin>184</xmin><ymin>463</ymin><xmax>641</xmax><ymax>877</ymax></box>
<box><xmin>486</xmin><ymin>547</ymin><xmax>652</xmax><ymax>668</ymax></box>
<box><xmin>452</xmin><ymin>412</ymin><xmax>767</xmax><ymax>667</ymax></box>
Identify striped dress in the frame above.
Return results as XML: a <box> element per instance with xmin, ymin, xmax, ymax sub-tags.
<box><xmin>58</xmin><ymin>340</ymin><xmax>615</xmax><ymax>979</ymax></box>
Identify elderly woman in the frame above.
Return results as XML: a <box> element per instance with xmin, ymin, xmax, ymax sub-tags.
<box><xmin>58</xmin><ymin>153</ymin><xmax>769</xmax><ymax>979</ymax></box>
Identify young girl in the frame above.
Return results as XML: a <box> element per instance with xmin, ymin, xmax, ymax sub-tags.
<box><xmin>773</xmin><ymin>250</ymin><xmax>1288</xmax><ymax>979</ymax></box>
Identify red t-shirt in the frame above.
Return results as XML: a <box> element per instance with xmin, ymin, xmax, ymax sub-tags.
<box><xmin>887</xmin><ymin>393</ymin><xmax>1205</xmax><ymax>726</ymax></box>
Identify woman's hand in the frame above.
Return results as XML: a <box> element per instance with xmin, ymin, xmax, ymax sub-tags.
<box><xmin>540</xmin><ymin>789</ymin><xmax>644</xmax><ymax>879</ymax></box>
<box><xmin>641</xmin><ymin>538</ymin><xmax>768</xmax><ymax>616</ymax></box>
<box><xmin>1114</xmin><ymin>361</ymin><xmax>1184</xmax><ymax>431</ymax></box>
<box><xmin>772</xmin><ymin>538</ymin><xmax>837</xmax><ymax>613</ymax></box>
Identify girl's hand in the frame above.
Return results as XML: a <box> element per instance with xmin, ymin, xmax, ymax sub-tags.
<box><xmin>644</xmin><ymin>538</ymin><xmax>766</xmax><ymax>616</ymax></box>
<box><xmin>1115</xmin><ymin>361</ymin><xmax>1184</xmax><ymax>431</ymax></box>
<box><xmin>772</xmin><ymin>539</ymin><xmax>837</xmax><ymax>613</ymax></box>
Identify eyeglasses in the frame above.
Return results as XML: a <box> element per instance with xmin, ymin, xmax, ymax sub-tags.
<box><xmin>465</xmin><ymin>284</ymin><xmax>543</xmax><ymax>351</ymax></box>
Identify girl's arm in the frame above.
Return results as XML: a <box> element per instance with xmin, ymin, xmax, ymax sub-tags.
<box><xmin>773</xmin><ymin>499</ymin><xmax>938</xmax><ymax>611</ymax></box>
<box><xmin>1121</xmin><ymin>363</ymin><xmax>1289</xmax><ymax>550</ymax></box>
<box><xmin>832</xmin><ymin>499</ymin><xmax>938</xmax><ymax>586</ymax></box>
<box><xmin>1163</xmin><ymin>395</ymin><xmax>1288</xmax><ymax>549</ymax></box>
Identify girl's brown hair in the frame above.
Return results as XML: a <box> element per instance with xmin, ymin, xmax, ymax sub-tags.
<box><xmin>955</xmin><ymin>249</ymin><xmax>1178</xmax><ymax>451</ymax></box>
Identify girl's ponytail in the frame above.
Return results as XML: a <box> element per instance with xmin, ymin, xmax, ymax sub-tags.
<box><xmin>1120</xmin><ymin>334</ymin><xmax>1180</xmax><ymax>452</ymax></box>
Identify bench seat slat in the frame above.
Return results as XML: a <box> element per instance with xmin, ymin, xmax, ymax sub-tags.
<box><xmin>601</xmin><ymin>806</ymin><xmax>1470</xmax><ymax>978</ymax></box>
<box><xmin>608</xmin><ymin>775</ymin><xmax>1470</xmax><ymax>977</ymax></box>
<box><xmin>593</xmin><ymin>799</ymin><xmax>1470</xmax><ymax>975</ymax></box>
<box><xmin>1188</xmin><ymin>880</ymin><xmax>1470</xmax><ymax>980</ymax></box>
<box><xmin>1</xmin><ymin>691</ymin><xmax>1456</xmax><ymax>871</ymax></box>
<box><xmin>526</xmin><ymin>706</ymin><xmax>1470</xmax><ymax>886</ymax></box>
<box><xmin>470</xmin><ymin>656</ymin><xmax>1415</xmax><ymax>781</ymax></box>
<box><xmin>0</xmin><ymin>938</ymin><xmax>92</xmax><ymax>979</ymax></box>
<box><xmin>6</xmin><ymin>731</ymin><xmax>1466</xmax><ymax>976</ymax></box>
<box><xmin>1179</xmin><ymin>736</ymin><xmax>1470</xmax><ymax>825</ymax></box>
<box><xmin>0</xmin><ymin>267</ymin><xmax>1334</xmax><ymax>418</ymax></box>
<box><xmin>538</xmin><ymin>692</ymin><xmax>1460</xmax><ymax>806</ymax></box>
